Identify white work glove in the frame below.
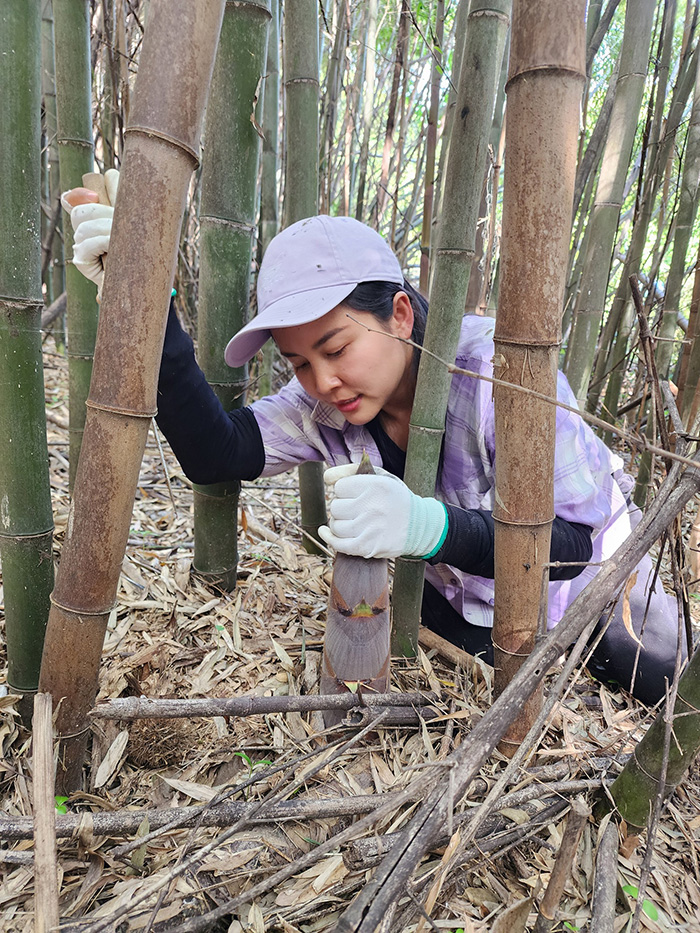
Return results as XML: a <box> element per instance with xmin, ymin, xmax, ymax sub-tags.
<box><xmin>61</xmin><ymin>168</ymin><xmax>119</xmax><ymax>291</ymax></box>
<box><xmin>319</xmin><ymin>462</ymin><xmax>449</xmax><ymax>560</ymax></box>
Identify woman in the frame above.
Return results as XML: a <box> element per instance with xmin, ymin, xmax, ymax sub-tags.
<box><xmin>63</xmin><ymin>179</ymin><xmax>684</xmax><ymax>704</ymax></box>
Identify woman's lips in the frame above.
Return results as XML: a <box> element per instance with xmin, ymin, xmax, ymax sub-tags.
<box><xmin>335</xmin><ymin>395</ymin><xmax>361</xmax><ymax>413</ymax></box>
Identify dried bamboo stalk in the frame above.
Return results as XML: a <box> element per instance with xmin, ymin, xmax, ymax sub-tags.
<box><xmin>1</xmin><ymin>791</ymin><xmax>414</xmax><ymax>843</ymax></box>
<box><xmin>32</xmin><ymin>693</ymin><xmax>59</xmax><ymax>933</ymax></box>
<box><xmin>590</xmin><ymin>820</ymin><xmax>619</xmax><ymax>933</ymax></box>
<box><xmin>38</xmin><ymin>0</ymin><xmax>227</xmax><ymax>793</ymax></box>
<box><xmin>493</xmin><ymin>0</ymin><xmax>585</xmax><ymax>752</ymax></box>
<box><xmin>90</xmin><ymin>690</ymin><xmax>435</xmax><ymax>720</ymax></box>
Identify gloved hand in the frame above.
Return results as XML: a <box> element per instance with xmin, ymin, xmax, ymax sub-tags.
<box><xmin>319</xmin><ymin>462</ymin><xmax>448</xmax><ymax>560</ymax></box>
<box><xmin>61</xmin><ymin>168</ymin><xmax>119</xmax><ymax>291</ymax></box>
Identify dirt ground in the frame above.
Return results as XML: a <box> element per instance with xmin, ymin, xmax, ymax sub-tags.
<box><xmin>1</xmin><ymin>340</ymin><xmax>699</xmax><ymax>932</ymax></box>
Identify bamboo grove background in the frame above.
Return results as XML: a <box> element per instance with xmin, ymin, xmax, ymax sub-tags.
<box><xmin>34</xmin><ymin>0</ymin><xmax>700</xmax><ymax>441</ymax></box>
<box><xmin>3</xmin><ymin>0</ymin><xmax>700</xmax><ymax>728</ymax></box>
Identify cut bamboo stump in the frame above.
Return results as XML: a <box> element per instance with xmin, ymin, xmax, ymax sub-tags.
<box><xmin>32</xmin><ymin>692</ymin><xmax>59</xmax><ymax>933</ymax></box>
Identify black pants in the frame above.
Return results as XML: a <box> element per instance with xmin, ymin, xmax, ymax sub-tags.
<box><xmin>420</xmin><ymin>569</ymin><xmax>687</xmax><ymax>706</ymax></box>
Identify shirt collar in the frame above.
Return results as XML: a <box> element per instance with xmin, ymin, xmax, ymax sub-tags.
<box><xmin>310</xmin><ymin>399</ymin><xmax>348</xmax><ymax>430</ymax></box>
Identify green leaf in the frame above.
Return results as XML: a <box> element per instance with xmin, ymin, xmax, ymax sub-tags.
<box><xmin>621</xmin><ymin>885</ymin><xmax>659</xmax><ymax>920</ymax></box>
<box><xmin>54</xmin><ymin>795</ymin><xmax>68</xmax><ymax>814</ymax></box>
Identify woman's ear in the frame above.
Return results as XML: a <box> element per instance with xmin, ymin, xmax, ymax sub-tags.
<box><xmin>392</xmin><ymin>291</ymin><xmax>414</xmax><ymax>339</ymax></box>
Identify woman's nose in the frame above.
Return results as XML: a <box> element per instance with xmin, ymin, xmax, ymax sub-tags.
<box><xmin>314</xmin><ymin>363</ymin><xmax>342</xmax><ymax>394</ymax></box>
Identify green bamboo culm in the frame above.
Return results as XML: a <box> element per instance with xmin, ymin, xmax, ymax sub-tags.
<box><xmin>391</xmin><ymin>0</ymin><xmax>512</xmax><ymax>656</ymax></box>
<box><xmin>608</xmin><ymin>646</ymin><xmax>700</xmax><ymax>828</ymax></box>
<box><xmin>257</xmin><ymin>0</ymin><xmax>280</xmax><ymax>399</ymax></box>
<box><xmin>193</xmin><ymin>0</ymin><xmax>271</xmax><ymax>590</ymax></box>
<box><xmin>41</xmin><ymin>0</ymin><xmax>66</xmax><ymax>343</ymax></box>
<box><xmin>283</xmin><ymin>0</ymin><xmax>327</xmax><ymax>554</ymax></box>
<box><xmin>0</xmin><ymin>3</ymin><xmax>55</xmax><ymax>705</ymax></box>
<box><xmin>634</xmin><ymin>47</ymin><xmax>700</xmax><ymax>507</ymax></box>
<box><xmin>563</xmin><ymin>0</ymin><xmax>657</xmax><ymax>408</ymax></box>
<box><xmin>53</xmin><ymin>0</ymin><xmax>99</xmax><ymax>488</ymax></box>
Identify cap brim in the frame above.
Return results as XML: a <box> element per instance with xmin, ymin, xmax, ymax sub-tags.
<box><xmin>224</xmin><ymin>281</ymin><xmax>357</xmax><ymax>367</ymax></box>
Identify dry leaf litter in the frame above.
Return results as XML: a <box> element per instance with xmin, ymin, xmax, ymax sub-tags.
<box><xmin>0</xmin><ymin>340</ymin><xmax>699</xmax><ymax>933</ymax></box>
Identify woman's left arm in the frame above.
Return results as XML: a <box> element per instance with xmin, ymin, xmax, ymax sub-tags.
<box><xmin>426</xmin><ymin>506</ymin><xmax>593</xmax><ymax>581</ymax></box>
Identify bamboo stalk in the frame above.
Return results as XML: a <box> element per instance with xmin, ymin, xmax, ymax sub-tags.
<box><xmin>52</xmin><ymin>0</ymin><xmax>99</xmax><ymax>487</ymax></box>
<box><xmin>90</xmin><ymin>690</ymin><xmax>435</xmax><ymax>720</ymax></box>
<box><xmin>391</xmin><ymin>0</ymin><xmax>512</xmax><ymax>656</ymax></box>
<box><xmin>38</xmin><ymin>0</ymin><xmax>227</xmax><ymax>793</ymax></box>
<box><xmin>418</xmin><ymin>0</ymin><xmax>444</xmax><ymax>293</ymax></box>
<box><xmin>0</xmin><ymin>0</ymin><xmax>55</xmax><ymax>708</ymax></box>
<box><xmin>492</xmin><ymin>0</ymin><xmax>585</xmax><ymax>752</ymax></box>
<box><xmin>353</xmin><ymin>0</ymin><xmax>378</xmax><ymax>222</ymax></box>
<box><xmin>193</xmin><ymin>0</ymin><xmax>271</xmax><ymax>590</ymax></box>
<box><xmin>608</xmin><ymin>640</ymin><xmax>700</xmax><ymax>828</ymax></box>
<box><xmin>283</xmin><ymin>0</ymin><xmax>327</xmax><ymax>554</ymax></box>
<box><xmin>32</xmin><ymin>693</ymin><xmax>60</xmax><ymax>933</ymax></box>
<box><xmin>564</xmin><ymin>0</ymin><xmax>657</xmax><ymax>407</ymax></box>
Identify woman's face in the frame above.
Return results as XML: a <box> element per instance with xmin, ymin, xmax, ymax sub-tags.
<box><xmin>271</xmin><ymin>292</ymin><xmax>415</xmax><ymax>426</ymax></box>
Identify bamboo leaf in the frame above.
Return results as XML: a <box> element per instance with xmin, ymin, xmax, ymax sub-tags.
<box><xmin>94</xmin><ymin>729</ymin><xmax>129</xmax><ymax>789</ymax></box>
<box><xmin>621</xmin><ymin>571</ymin><xmax>641</xmax><ymax>646</ymax></box>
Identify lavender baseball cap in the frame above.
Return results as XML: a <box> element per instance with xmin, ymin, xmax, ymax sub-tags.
<box><xmin>224</xmin><ymin>214</ymin><xmax>404</xmax><ymax>367</ymax></box>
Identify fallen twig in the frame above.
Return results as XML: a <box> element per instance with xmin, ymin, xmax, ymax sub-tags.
<box><xmin>89</xmin><ymin>690</ymin><xmax>438</xmax><ymax>720</ymax></box>
<box><xmin>590</xmin><ymin>819</ymin><xmax>619</xmax><ymax>933</ymax></box>
<box><xmin>0</xmin><ymin>790</ymin><xmax>416</xmax><ymax>843</ymax></box>
<box><xmin>533</xmin><ymin>796</ymin><xmax>590</xmax><ymax>932</ymax></box>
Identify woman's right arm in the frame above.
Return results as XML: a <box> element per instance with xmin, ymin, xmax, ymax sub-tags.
<box><xmin>156</xmin><ymin>304</ymin><xmax>265</xmax><ymax>484</ymax></box>
<box><xmin>62</xmin><ymin>177</ymin><xmax>266</xmax><ymax>485</ymax></box>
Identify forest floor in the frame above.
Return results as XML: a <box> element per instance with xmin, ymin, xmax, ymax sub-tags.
<box><xmin>1</xmin><ymin>340</ymin><xmax>700</xmax><ymax>932</ymax></box>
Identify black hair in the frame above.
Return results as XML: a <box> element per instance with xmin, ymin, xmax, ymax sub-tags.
<box><xmin>343</xmin><ymin>279</ymin><xmax>428</xmax><ymax>366</ymax></box>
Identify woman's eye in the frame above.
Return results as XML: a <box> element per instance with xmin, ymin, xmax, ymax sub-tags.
<box><xmin>328</xmin><ymin>346</ymin><xmax>346</xmax><ymax>359</ymax></box>
<box><xmin>293</xmin><ymin>360</ymin><xmax>308</xmax><ymax>372</ymax></box>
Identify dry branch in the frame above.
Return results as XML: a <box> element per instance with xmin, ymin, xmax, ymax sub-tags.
<box><xmin>590</xmin><ymin>819</ymin><xmax>619</xmax><ymax>933</ymax></box>
<box><xmin>533</xmin><ymin>796</ymin><xmax>590</xmax><ymax>932</ymax></box>
<box><xmin>343</xmin><ymin>780</ymin><xmax>602</xmax><ymax>869</ymax></box>
<box><xmin>89</xmin><ymin>690</ymin><xmax>437</xmax><ymax>720</ymax></box>
<box><xmin>0</xmin><ymin>791</ymin><xmax>417</xmax><ymax>843</ymax></box>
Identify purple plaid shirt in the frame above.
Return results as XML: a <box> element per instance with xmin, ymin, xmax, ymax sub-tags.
<box><xmin>250</xmin><ymin>316</ymin><xmax>631</xmax><ymax>628</ymax></box>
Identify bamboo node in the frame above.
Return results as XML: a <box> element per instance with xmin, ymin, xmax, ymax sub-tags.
<box><xmin>124</xmin><ymin>125</ymin><xmax>200</xmax><ymax>168</ymax></box>
<box><xmin>50</xmin><ymin>594</ymin><xmax>115</xmax><ymax>618</ymax></box>
<box><xmin>631</xmin><ymin>748</ymin><xmax>675</xmax><ymax>791</ymax></box>
<box><xmin>199</xmin><ymin>215</ymin><xmax>257</xmax><ymax>235</ymax></box>
<box><xmin>491</xmin><ymin>639</ymin><xmax>532</xmax><ymax>659</ymax></box>
<box><xmin>84</xmin><ymin>399</ymin><xmax>157</xmax><ymax>419</ymax></box>
<box><xmin>0</xmin><ymin>295</ymin><xmax>43</xmax><ymax>311</ymax></box>
<box><xmin>0</xmin><ymin>526</ymin><xmax>54</xmax><ymax>540</ymax></box>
